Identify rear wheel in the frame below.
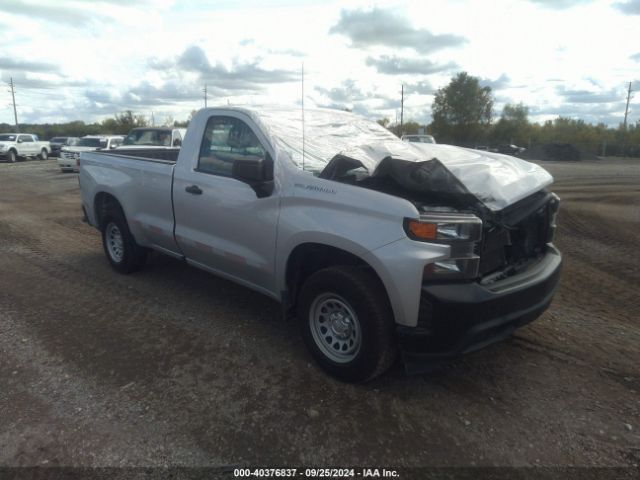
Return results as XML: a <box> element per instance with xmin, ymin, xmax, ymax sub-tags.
<box><xmin>297</xmin><ymin>266</ymin><xmax>397</xmax><ymax>382</ymax></box>
<box><xmin>39</xmin><ymin>149</ymin><xmax>48</xmax><ymax>160</ymax></box>
<box><xmin>101</xmin><ymin>210</ymin><xmax>148</xmax><ymax>274</ymax></box>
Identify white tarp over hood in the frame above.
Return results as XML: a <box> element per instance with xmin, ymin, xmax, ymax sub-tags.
<box><xmin>239</xmin><ymin>106</ymin><xmax>553</xmax><ymax>211</ymax></box>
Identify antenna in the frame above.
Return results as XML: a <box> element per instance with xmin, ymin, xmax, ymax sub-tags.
<box><xmin>302</xmin><ymin>62</ymin><xmax>305</xmax><ymax>172</ymax></box>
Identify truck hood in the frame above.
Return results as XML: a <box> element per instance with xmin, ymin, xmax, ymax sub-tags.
<box><xmin>249</xmin><ymin>106</ymin><xmax>552</xmax><ymax>212</ymax></box>
<box><xmin>0</xmin><ymin>141</ymin><xmax>15</xmax><ymax>148</ymax></box>
<box><xmin>317</xmin><ymin>139</ymin><xmax>552</xmax><ymax>212</ymax></box>
<box><xmin>393</xmin><ymin>142</ymin><xmax>552</xmax><ymax>211</ymax></box>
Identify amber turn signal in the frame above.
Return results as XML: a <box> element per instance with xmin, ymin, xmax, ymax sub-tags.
<box><xmin>406</xmin><ymin>220</ymin><xmax>437</xmax><ymax>240</ymax></box>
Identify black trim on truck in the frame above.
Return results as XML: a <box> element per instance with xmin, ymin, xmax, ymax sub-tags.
<box><xmin>89</xmin><ymin>149</ymin><xmax>180</xmax><ymax>164</ymax></box>
<box><xmin>397</xmin><ymin>246</ymin><xmax>562</xmax><ymax>374</ymax></box>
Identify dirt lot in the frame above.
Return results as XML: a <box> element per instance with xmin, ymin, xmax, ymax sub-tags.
<box><xmin>0</xmin><ymin>158</ymin><xmax>638</xmax><ymax>469</ymax></box>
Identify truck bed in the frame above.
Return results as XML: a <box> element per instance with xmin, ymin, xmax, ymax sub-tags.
<box><xmin>80</xmin><ymin>148</ymin><xmax>180</xmax><ymax>256</ymax></box>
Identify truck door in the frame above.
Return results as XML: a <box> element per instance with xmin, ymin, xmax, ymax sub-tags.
<box><xmin>19</xmin><ymin>135</ymin><xmax>36</xmax><ymax>155</ymax></box>
<box><xmin>172</xmin><ymin>114</ymin><xmax>279</xmax><ymax>298</ymax></box>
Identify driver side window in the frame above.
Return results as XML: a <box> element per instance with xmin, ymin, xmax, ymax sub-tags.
<box><xmin>198</xmin><ymin>116</ymin><xmax>266</xmax><ymax>176</ymax></box>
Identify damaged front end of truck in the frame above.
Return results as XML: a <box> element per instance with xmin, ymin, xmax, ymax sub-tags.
<box><xmin>318</xmin><ymin>152</ymin><xmax>562</xmax><ymax>373</ymax></box>
<box><xmin>255</xmin><ymin>107</ymin><xmax>562</xmax><ymax>372</ymax></box>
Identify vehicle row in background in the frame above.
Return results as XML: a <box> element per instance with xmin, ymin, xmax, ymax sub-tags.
<box><xmin>121</xmin><ymin>127</ymin><xmax>186</xmax><ymax>148</ymax></box>
<box><xmin>49</xmin><ymin>137</ymin><xmax>81</xmax><ymax>157</ymax></box>
<box><xmin>58</xmin><ymin>135</ymin><xmax>124</xmax><ymax>172</ymax></box>
<box><xmin>0</xmin><ymin>133</ymin><xmax>51</xmax><ymax>163</ymax></box>
<box><xmin>401</xmin><ymin>134</ymin><xmax>436</xmax><ymax>144</ymax></box>
<box><xmin>55</xmin><ymin>127</ymin><xmax>189</xmax><ymax>172</ymax></box>
<box><xmin>475</xmin><ymin>144</ymin><xmax>526</xmax><ymax>155</ymax></box>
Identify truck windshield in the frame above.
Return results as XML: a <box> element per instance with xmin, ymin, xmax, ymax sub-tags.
<box><xmin>79</xmin><ymin>138</ymin><xmax>106</xmax><ymax>147</ymax></box>
<box><xmin>0</xmin><ymin>135</ymin><xmax>17</xmax><ymax>141</ymax></box>
<box><xmin>123</xmin><ymin>129</ymin><xmax>172</xmax><ymax>146</ymax></box>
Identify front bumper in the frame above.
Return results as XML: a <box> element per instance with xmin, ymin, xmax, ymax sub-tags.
<box><xmin>57</xmin><ymin>157</ymin><xmax>78</xmax><ymax>171</ymax></box>
<box><xmin>397</xmin><ymin>246</ymin><xmax>562</xmax><ymax>374</ymax></box>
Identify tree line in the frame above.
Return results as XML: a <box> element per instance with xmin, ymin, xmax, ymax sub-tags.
<box><xmin>0</xmin><ymin>111</ymin><xmax>191</xmax><ymax>140</ymax></box>
<box><xmin>2</xmin><ymin>77</ymin><xmax>638</xmax><ymax>157</ymax></box>
<box><xmin>381</xmin><ymin>72</ymin><xmax>640</xmax><ymax>157</ymax></box>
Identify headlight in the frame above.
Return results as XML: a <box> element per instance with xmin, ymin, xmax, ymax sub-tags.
<box><xmin>404</xmin><ymin>213</ymin><xmax>482</xmax><ymax>243</ymax></box>
<box><xmin>404</xmin><ymin>213</ymin><xmax>482</xmax><ymax>281</ymax></box>
<box><xmin>547</xmin><ymin>193</ymin><xmax>560</xmax><ymax>242</ymax></box>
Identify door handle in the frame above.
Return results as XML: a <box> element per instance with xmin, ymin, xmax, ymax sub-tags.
<box><xmin>185</xmin><ymin>185</ymin><xmax>203</xmax><ymax>195</ymax></box>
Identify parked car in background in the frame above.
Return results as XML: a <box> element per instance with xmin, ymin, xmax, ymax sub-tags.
<box><xmin>58</xmin><ymin>135</ymin><xmax>124</xmax><ymax>172</ymax></box>
<box><xmin>401</xmin><ymin>134</ymin><xmax>436</xmax><ymax>144</ymax></box>
<box><xmin>497</xmin><ymin>144</ymin><xmax>526</xmax><ymax>155</ymax></box>
<box><xmin>49</xmin><ymin>136</ymin><xmax>81</xmax><ymax>157</ymax></box>
<box><xmin>0</xmin><ymin>133</ymin><xmax>51</xmax><ymax>163</ymax></box>
<box><xmin>120</xmin><ymin>127</ymin><xmax>186</xmax><ymax>149</ymax></box>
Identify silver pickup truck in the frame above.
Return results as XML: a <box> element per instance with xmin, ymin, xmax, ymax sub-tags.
<box><xmin>79</xmin><ymin>106</ymin><xmax>562</xmax><ymax>382</ymax></box>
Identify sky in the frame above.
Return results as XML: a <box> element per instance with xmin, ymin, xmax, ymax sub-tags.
<box><xmin>0</xmin><ymin>0</ymin><xmax>639</xmax><ymax>127</ymax></box>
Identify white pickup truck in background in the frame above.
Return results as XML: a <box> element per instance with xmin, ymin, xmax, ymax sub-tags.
<box><xmin>0</xmin><ymin>133</ymin><xmax>51</xmax><ymax>163</ymax></box>
<box><xmin>79</xmin><ymin>106</ymin><xmax>562</xmax><ymax>382</ymax></box>
<box><xmin>58</xmin><ymin>135</ymin><xmax>124</xmax><ymax>172</ymax></box>
<box><xmin>119</xmin><ymin>127</ymin><xmax>186</xmax><ymax>149</ymax></box>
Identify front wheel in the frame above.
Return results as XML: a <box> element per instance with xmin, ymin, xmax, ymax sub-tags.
<box><xmin>39</xmin><ymin>149</ymin><xmax>48</xmax><ymax>160</ymax></box>
<box><xmin>101</xmin><ymin>211</ymin><xmax>148</xmax><ymax>274</ymax></box>
<box><xmin>7</xmin><ymin>150</ymin><xmax>17</xmax><ymax>163</ymax></box>
<box><xmin>297</xmin><ymin>266</ymin><xmax>397</xmax><ymax>382</ymax></box>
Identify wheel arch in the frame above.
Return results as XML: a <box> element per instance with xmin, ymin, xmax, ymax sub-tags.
<box><xmin>94</xmin><ymin>191</ymin><xmax>125</xmax><ymax>229</ymax></box>
<box><xmin>283</xmin><ymin>242</ymin><xmax>395</xmax><ymax>322</ymax></box>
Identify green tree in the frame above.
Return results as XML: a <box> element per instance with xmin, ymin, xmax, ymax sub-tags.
<box><xmin>377</xmin><ymin>118</ymin><xmax>390</xmax><ymax>129</ymax></box>
<box><xmin>430</xmin><ymin>72</ymin><xmax>493</xmax><ymax>145</ymax></box>
<box><xmin>389</xmin><ymin>121</ymin><xmax>421</xmax><ymax>137</ymax></box>
<box><xmin>492</xmin><ymin>102</ymin><xmax>530</xmax><ymax>146</ymax></box>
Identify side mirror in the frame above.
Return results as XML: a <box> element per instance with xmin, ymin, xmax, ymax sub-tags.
<box><xmin>110</xmin><ymin>144</ymin><xmax>118</xmax><ymax>149</ymax></box>
<box><xmin>231</xmin><ymin>153</ymin><xmax>274</xmax><ymax>197</ymax></box>
<box><xmin>232</xmin><ymin>157</ymin><xmax>266</xmax><ymax>183</ymax></box>
<box><xmin>173</xmin><ymin>138</ymin><xmax>182</xmax><ymax>147</ymax></box>
<box><xmin>17</xmin><ymin>138</ymin><xmax>23</xmax><ymax>143</ymax></box>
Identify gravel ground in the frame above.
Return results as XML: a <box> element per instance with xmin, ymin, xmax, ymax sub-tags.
<box><xmin>0</xmin><ymin>158</ymin><xmax>638</xmax><ymax>469</ymax></box>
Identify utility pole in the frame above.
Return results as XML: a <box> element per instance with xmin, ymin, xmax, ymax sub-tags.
<box><xmin>400</xmin><ymin>84</ymin><xmax>404</xmax><ymax>130</ymax></box>
<box><xmin>203</xmin><ymin>85</ymin><xmax>208</xmax><ymax>108</ymax></box>
<box><xmin>621</xmin><ymin>82</ymin><xmax>634</xmax><ymax>157</ymax></box>
<box><xmin>623</xmin><ymin>82</ymin><xmax>633</xmax><ymax>130</ymax></box>
<box><xmin>150</xmin><ymin>111</ymin><xmax>155</xmax><ymax>126</ymax></box>
<box><xmin>8</xmin><ymin>77</ymin><xmax>19</xmax><ymax>131</ymax></box>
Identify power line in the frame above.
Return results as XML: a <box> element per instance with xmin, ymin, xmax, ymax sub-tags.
<box><xmin>8</xmin><ymin>77</ymin><xmax>19</xmax><ymax>131</ymax></box>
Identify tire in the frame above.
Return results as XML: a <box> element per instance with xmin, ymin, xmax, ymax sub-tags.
<box><xmin>7</xmin><ymin>150</ymin><xmax>17</xmax><ymax>163</ymax></box>
<box><xmin>297</xmin><ymin>266</ymin><xmax>397</xmax><ymax>382</ymax></box>
<box><xmin>101</xmin><ymin>210</ymin><xmax>148</xmax><ymax>274</ymax></box>
<box><xmin>39</xmin><ymin>149</ymin><xmax>48</xmax><ymax>160</ymax></box>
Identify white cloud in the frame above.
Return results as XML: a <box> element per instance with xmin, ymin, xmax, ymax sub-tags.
<box><xmin>0</xmin><ymin>0</ymin><xmax>638</xmax><ymax>127</ymax></box>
